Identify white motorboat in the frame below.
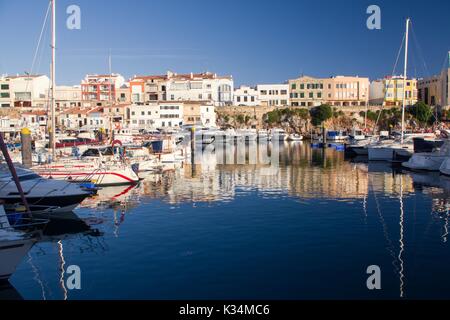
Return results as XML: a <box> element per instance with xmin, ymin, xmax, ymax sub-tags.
<box><xmin>349</xmin><ymin>129</ymin><xmax>366</xmax><ymax>141</ymax></box>
<box><xmin>32</xmin><ymin>147</ymin><xmax>140</xmax><ymax>186</ymax></box>
<box><xmin>236</xmin><ymin>129</ymin><xmax>258</xmax><ymax>143</ymax></box>
<box><xmin>440</xmin><ymin>157</ymin><xmax>450</xmax><ymax>176</ymax></box>
<box><xmin>271</xmin><ymin>129</ymin><xmax>288</xmax><ymax>141</ymax></box>
<box><xmin>327</xmin><ymin>130</ymin><xmax>348</xmax><ymax>142</ymax></box>
<box><xmin>257</xmin><ymin>130</ymin><xmax>270</xmax><ymax>142</ymax></box>
<box><xmin>286</xmin><ymin>134</ymin><xmax>304</xmax><ymax>142</ymax></box>
<box><xmin>403</xmin><ymin>140</ymin><xmax>450</xmax><ymax>171</ymax></box>
<box><xmin>368</xmin><ymin>141</ymin><xmax>414</xmax><ymax>161</ymax></box>
<box><xmin>0</xmin><ymin>167</ymin><xmax>91</xmax><ymax>214</ymax></box>
<box><xmin>0</xmin><ymin>230</ymin><xmax>36</xmax><ymax>281</ymax></box>
<box><xmin>0</xmin><ymin>206</ymin><xmax>38</xmax><ymax>281</ymax></box>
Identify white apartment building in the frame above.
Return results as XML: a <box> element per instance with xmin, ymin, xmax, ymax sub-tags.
<box><xmin>86</xmin><ymin>107</ymin><xmax>108</xmax><ymax>130</ymax></box>
<box><xmin>0</xmin><ymin>77</ymin><xmax>12</xmax><ymax>108</ymax></box>
<box><xmin>165</xmin><ymin>72</ymin><xmax>233</xmax><ymax>107</ymax></box>
<box><xmin>256</xmin><ymin>84</ymin><xmax>289</xmax><ymax>107</ymax></box>
<box><xmin>5</xmin><ymin>75</ymin><xmax>50</xmax><ymax>108</ymax></box>
<box><xmin>128</xmin><ymin>103</ymin><xmax>160</xmax><ymax>129</ymax></box>
<box><xmin>158</xmin><ymin>102</ymin><xmax>184</xmax><ymax>128</ymax></box>
<box><xmin>234</xmin><ymin>86</ymin><xmax>259</xmax><ymax>106</ymax></box>
<box><xmin>127</xmin><ymin>101</ymin><xmax>188</xmax><ymax>130</ymax></box>
<box><xmin>130</xmin><ymin>72</ymin><xmax>233</xmax><ymax>107</ymax></box>
<box><xmin>183</xmin><ymin>101</ymin><xmax>216</xmax><ymax>127</ymax></box>
<box><xmin>55</xmin><ymin>85</ymin><xmax>82</xmax><ymax>110</ymax></box>
<box><xmin>0</xmin><ymin>117</ymin><xmax>21</xmax><ymax>133</ymax></box>
<box><xmin>21</xmin><ymin>110</ymin><xmax>47</xmax><ymax>129</ymax></box>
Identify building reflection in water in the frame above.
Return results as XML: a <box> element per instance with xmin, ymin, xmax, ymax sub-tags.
<box><xmin>8</xmin><ymin>142</ymin><xmax>450</xmax><ymax>300</ymax></box>
<box><xmin>134</xmin><ymin>142</ymin><xmax>417</xmax><ymax>204</ymax></box>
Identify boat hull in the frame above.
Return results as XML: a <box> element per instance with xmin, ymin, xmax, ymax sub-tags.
<box><xmin>402</xmin><ymin>154</ymin><xmax>446</xmax><ymax>171</ymax></box>
<box><xmin>0</xmin><ymin>238</ymin><xmax>35</xmax><ymax>281</ymax></box>
<box><xmin>368</xmin><ymin>147</ymin><xmax>395</xmax><ymax>161</ymax></box>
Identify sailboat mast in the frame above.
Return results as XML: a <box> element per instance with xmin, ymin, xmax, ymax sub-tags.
<box><xmin>50</xmin><ymin>0</ymin><xmax>56</xmax><ymax>159</ymax></box>
<box><xmin>401</xmin><ymin>18</ymin><xmax>410</xmax><ymax>145</ymax></box>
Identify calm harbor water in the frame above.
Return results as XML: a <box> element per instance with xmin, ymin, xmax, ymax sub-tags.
<box><xmin>4</xmin><ymin>142</ymin><xmax>450</xmax><ymax>300</ymax></box>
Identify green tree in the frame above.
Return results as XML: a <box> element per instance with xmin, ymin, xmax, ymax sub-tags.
<box><xmin>310</xmin><ymin>104</ymin><xmax>333</xmax><ymax>126</ymax></box>
<box><xmin>410</xmin><ymin>101</ymin><xmax>432</xmax><ymax>125</ymax></box>
<box><xmin>236</xmin><ymin>114</ymin><xmax>245</xmax><ymax>124</ymax></box>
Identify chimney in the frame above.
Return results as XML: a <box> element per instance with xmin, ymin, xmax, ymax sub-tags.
<box><xmin>190</xmin><ymin>72</ymin><xmax>194</xmax><ymax>79</ymax></box>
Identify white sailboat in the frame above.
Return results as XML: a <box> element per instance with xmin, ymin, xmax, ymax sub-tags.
<box><xmin>368</xmin><ymin>18</ymin><xmax>413</xmax><ymax>162</ymax></box>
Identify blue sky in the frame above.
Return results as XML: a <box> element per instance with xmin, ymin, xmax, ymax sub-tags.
<box><xmin>0</xmin><ymin>0</ymin><xmax>449</xmax><ymax>86</ymax></box>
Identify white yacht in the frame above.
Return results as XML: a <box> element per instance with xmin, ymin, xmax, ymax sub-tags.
<box><xmin>327</xmin><ymin>130</ymin><xmax>348</xmax><ymax>142</ymax></box>
<box><xmin>440</xmin><ymin>157</ymin><xmax>450</xmax><ymax>176</ymax></box>
<box><xmin>257</xmin><ymin>130</ymin><xmax>270</xmax><ymax>142</ymax></box>
<box><xmin>286</xmin><ymin>134</ymin><xmax>304</xmax><ymax>142</ymax></box>
<box><xmin>236</xmin><ymin>129</ymin><xmax>258</xmax><ymax>143</ymax></box>
<box><xmin>0</xmin><ymin>167</ymin><xmax>91</xmax><ymax>214</ymax></box>
<box><xmin>368</xmin><ymin>140</ymin><xmax>414</xmax><ymax>161</ymax></box>
<box><xmin>271</xmin><ymin>129</ymin><xmax>288</xmax><ymax>141</ymax></box>
<box><xmin>0</xmin><ymin>206</ymin><xmax>38</xmax><ymax>281</ymax></box>
<box><xmin>32</xmin><ymin>147</ymin><xmax>140</xmax><ymax>186</ymax></box>
<box><xmin>403</xmin><ymin>140</ymin><xmax>450</xmax><ymax>171</ymax></box>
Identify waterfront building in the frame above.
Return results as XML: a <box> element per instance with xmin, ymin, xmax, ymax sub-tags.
<box><xmin>116</xmin><ymin>83</ymin><xmax>131</xmax><ymax>104</ymax></box>
<box><xmin>86</xmin><ymin>106</ymin><xmax>108</xmax><ymax>130</ymax></box>
<box><xmin>323</xmin><ymin>76</ymin><xmax>369</xmax><ymax>107</ymax></box>
<box><xmin>165</xmin><ymin>71</ymin><xmax>233</xmax><ymax>107</ymax></box>
<box><xmin>418</xmin><ymin>62</ymin><xmax>450</xmax><ymax>107</ymax></box>
<box><xmin>21</xmin><ymin>110</ymin><xmax>47</xmax><ymax>129</ymax></box>
<box><xmin>128</xmin><ymin>103</ymin><xmax>160</xmax><ymax>130</ymax></box>
<box><xmin>256</xmin><ymin>84</ymin><xmax>289</xmax><ymax>107</ymax></box>
<box><xmin>131</xmin><ymin>71</ymin><xmax>233</xmax><ymax>107</ymax></box>
<box><xmin>128</xmin><ymin>101</ymin><xmax>185</xmax><ymax>129</ymax></box>
<box><xmin>60</xmin><ymin>107</ymin><xmax>91</xmax><ymax>129</ymax></box>
<box><xmin>182</xmin><ymin>101</ymin><xmax>216</xmax><ymax>127</ymax></box>
<box><xmin>418</xmin><ymin>76</ymin><xmax>442</xmax><ymax>106</ymax></box>
<box><xmin>0</xmin><ymin>116</ymin><xmax>21</xmax><ymax>134</ymax></box>
<box><xmin>103</xmin><ymin>103</ymin><xmax>129</xmax><ymax>126</ymax></box>
<box><xmin>0</xmin><ymin>77</ymin><xmax>12</xmax><ymax>108</ymax></box>
<box><xmin>4</xmin><ymin>74</ymin><xmax>50</xmax><ymax>108</ymax></box>
<box><xmin>55</xmin><ymin>85</ymin><xmax>82</xmax><ymax>110</ymax></box>
<box><xmin>369</xmin><ymin>76</ymin><xmax>418</xmax><ymax>106</ymax></box>
<box><xmin>129</xmin><ymin>75</ymin><xmax>168</xmax><ymax>104</ymax></box>
<box><xmin>289</xmin><ymin>76</ymin><xmax>324</xmax><ymax>107</ymax></box>
<box><xmin>81</xmin><ymin>74</ymin><xmax>125</xmax><ymax>102</ymax></box>
<box><xmin>234</xmin><ymin>86</ymin><xmax>259</xmax><ymax>106</ymax></box>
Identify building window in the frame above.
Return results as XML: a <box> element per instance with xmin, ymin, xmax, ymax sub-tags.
<box><xmin>291</xmin><ymin>84</ymin><xmax>296</xmax><ymax>90</ymax></box>
<box><xmin>0</xmin><ymin>84</ymin><xmax>9</xmax><ymax>90</ymax></box>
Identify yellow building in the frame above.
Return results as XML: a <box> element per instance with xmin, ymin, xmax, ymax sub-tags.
<box><xmin>369</xmin><ymin>76</ymin><xmax>418</xmax><ymax>106</ymax></box>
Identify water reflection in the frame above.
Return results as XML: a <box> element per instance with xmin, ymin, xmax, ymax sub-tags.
<box><xmin>6</xmin><ymin>142</ymin><xmax>450</xmax><ymax>299</ymax></box>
